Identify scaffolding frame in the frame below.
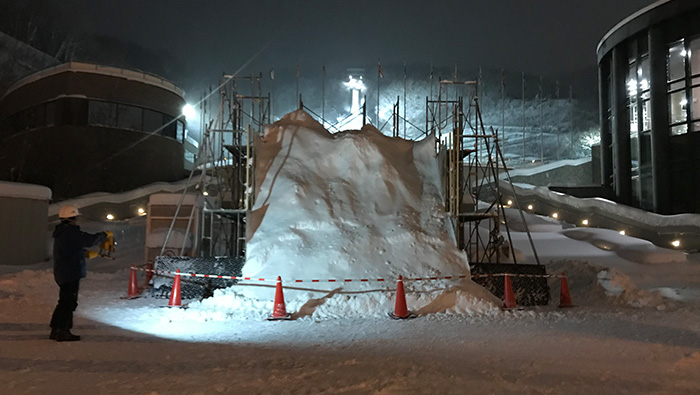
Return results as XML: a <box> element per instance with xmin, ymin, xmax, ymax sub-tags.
<box><xmin>199</xmin><ymin>74</ymin><xmax>270</xmax><ymax>258</ymax></box>
<box><xmin>427</xmin><ymin>79</ymin><xmax>534</xmax><ymax>264</ymax></box>
<box><xmin>161</xmin><ymin>74</ymin><xmax>270</xmax><ymax>260</ymax></box>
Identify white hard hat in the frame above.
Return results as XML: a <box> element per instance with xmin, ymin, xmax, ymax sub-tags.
<box><xmin>59</xmin><ymin>205</ymin><xmax>80</xmax><ymax>219</ymax></box>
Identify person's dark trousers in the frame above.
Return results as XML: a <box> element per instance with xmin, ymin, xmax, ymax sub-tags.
<box><xmin>50</xmin><ymin>280</ymin><xmax>80</xmax><ymax>331</ymax></box>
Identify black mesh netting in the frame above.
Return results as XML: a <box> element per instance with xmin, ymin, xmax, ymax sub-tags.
<box><xmin>470</xmin><ymin>263</ymin><xmax>551</xmax><ymax>306</ymax></box>
<box><xmin>151</xmin><ymin>256</ymin><xmax>245</xmax><ymax>300</ymax></box>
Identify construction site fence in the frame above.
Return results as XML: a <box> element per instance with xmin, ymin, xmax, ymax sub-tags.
<box><xmin>130</xmin><ymin>265</ymin><xmax>567</xmax><ymax>284</ymax></box>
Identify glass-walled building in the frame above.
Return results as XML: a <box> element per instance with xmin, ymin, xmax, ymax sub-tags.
<box><xmin>0</xmin><ymin>62</ymin><xmax>187</xmax><ymax>200</ymax></box>
<box><xmin>598</xmin><ymin>0</ymin><xmax>700</xmax><ymax>214</ymax></box>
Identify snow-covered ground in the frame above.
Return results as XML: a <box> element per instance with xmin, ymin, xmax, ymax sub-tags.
<box><xmin>2</xmin><ymin>111</ymin><xmax>700</xmax><ymax>393</ymax></box>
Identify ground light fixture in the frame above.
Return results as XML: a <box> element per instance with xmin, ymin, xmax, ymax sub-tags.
<box><xmin>671</xmin><ymin>240</ymin><xmax>681</xmax><ymax>248</ymax></box>
<box><xmin>137</xmin><ymin>208</ymin><xmax>146</xmax><ymax>216</ymax></box>
<box><xmin>582</xmin><ymin>219</ymin><xmax>589</xmax><ymax>226</ymax></box>
<box><xmin>203</xmin><ymin>191</ymin><xmax>209</xmax><ymax>196</ymax></box>
<box><xmin>552</xmin><ymin>213</ymin><xmax>558</xmax><ymax>219</ymax></box>
<box><xmin>527</xmin><ymin>204</ymin><xmax>533</xmax><ymax>210</ymax></box>
<box><xmin>507</xmin><ymin>200</ymin><xmax>513</xmax><ymax>206</ymax></box>
<box><xmin>619</xmin><ymin>230</ymin><xmax>626</xmax><ymax>235</ymax></box>
<box><xmin>106</xmin><ymin>214</ymin><xmax>114</xmax><ymax>220</ymax></box>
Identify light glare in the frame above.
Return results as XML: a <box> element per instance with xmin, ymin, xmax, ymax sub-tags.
<box><xmin>182</xmin><ymin>104</ymin><xmax>196</xmax><ymax>119</ymax></box>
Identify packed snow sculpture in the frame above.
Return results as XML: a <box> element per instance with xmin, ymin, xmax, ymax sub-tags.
<box><xmin>245</xmin><ymin>110</ymin><xmax>469</xmax><ymax>281</ymax></box>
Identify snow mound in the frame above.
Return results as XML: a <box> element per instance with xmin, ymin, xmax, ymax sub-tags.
<box><xmin>246</xmin><ymin>110</ymin><xmax>469</xmax><ymax>283</ymax></box>
<box><xmin>546</xmin><ymin>260</ymin><xmax>611</xmax><ymax>306</ymax></box>
<box><xmin>197</xmin><ymin>109</ymin><xmax>496</xmax><ymax>315</ymax></box>
<box><xmin>561</xmin><ymin>228</ymin><xmax>686</xmax><ymax>264</ymax></box>
<box><xmin>596</xmin><ymin>268</ymin><xmax>672</xmax><ymax>309</ymax></box>
<box><xmin>183</xmin><ymin>279</ymin><xmax>501</xmax><ymax>321</ymax></box>
<box><xmin>547</xmin><ymin>259</ymin><xmax>677</xmax><ymax>310</ymax></box>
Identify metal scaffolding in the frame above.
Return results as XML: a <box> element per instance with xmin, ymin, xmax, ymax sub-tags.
<box><xmin>159</xmin><ymin>74</ymin><xmax>270</xmax><ymax>260</ymax></box>
<box><xmin>427</xmin><ymin>78</ymin><xmax>535</xmax><ymax>265</ymax></box>
<box><xmin>198</xmin><ymin>74</ymin><xmax>270</xmax><ymax>258</ymax></box>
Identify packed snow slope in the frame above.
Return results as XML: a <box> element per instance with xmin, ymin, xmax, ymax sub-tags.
<box><xmin>233</xmin><ymin>110</ymin><xmax>498</xmax><ymax>315</ymax></box>
<box><xmin>246</xmin><ymin>111</ymin><xmax>469</xmax><ymax>281</ymax></box>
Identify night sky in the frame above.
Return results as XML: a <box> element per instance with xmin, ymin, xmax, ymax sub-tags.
<box><xmin>63</xmin><ymin>0</ymin><xmax>656</xmax><ymax>81</ymax></box>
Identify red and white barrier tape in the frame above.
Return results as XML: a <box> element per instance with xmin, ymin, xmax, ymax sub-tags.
<box><xmin>130</xmin><ymin>266</ymin><xmax>565</xmax><ymax>283</ymax></box>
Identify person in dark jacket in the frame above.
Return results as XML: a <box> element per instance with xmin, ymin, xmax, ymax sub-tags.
<box><xmin>50</xmin><ymin>205</ymin><xmax>107</xmax><ymax>342</ymax></box>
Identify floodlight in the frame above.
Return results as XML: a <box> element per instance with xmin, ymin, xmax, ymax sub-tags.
<box><xmin>182</xmin><ymin>104</ymin><xmax>196</xmax><ymax>120</ymax></box>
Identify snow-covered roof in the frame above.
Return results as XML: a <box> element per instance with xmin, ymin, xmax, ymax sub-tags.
<box><xmin>0</xmin><ymin>181</ymin><xmax>51</xmax><ymax>201</ymax></box>
<box><xmin>1</xmin><ymin>62</ymin><xmax>184</xmax><ymax>101</ymax></box>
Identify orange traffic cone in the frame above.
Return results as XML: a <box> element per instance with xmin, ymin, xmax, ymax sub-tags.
<box><xmin>126</xmin><ymin>265</ymin><xmax>140</xmax><ymax>298</ymax></box>
<box><xmin>389</xmin><ymin>275</ymin><xmax>414</xmax><ymax>319</ymax></box>
<box><xmin>267</xmin><ymin>276</ymin><xmax>291</xmax><ymax>320</ymax></box>
<box><xmin>168</xmin><ymin>269</ymin><xmax>182</xmax><ymax>307</ymax></box>
<box><xmin>503</xmin><ymin>274</ymin><xmax>516</xmax><ymax>309</ymax></box>
<box><xmin>559</xmin><ymin>273</ymin><xmax>575</xmax><ymax>308</ymax></box>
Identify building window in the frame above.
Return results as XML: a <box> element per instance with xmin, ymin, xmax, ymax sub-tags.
<box><xmin>1</xmin><ymin>98</ymin><xmax>183</xmax><ymax>143</ymax></box>
<box><xmin>667</xmin><ymin>37</ymin><xmax>700</xmax><ymax>134</ymax></box>
<box><xmin>626</xmin><ymin>36</ymin><xmax>650</xmax><ymax>208</ymax></box>
<box><xmin>143</xmin><ymin>109</ymin><xmax>163</xmax><ymax>133</ymax></box>
<box><xmin>116</xmin><ymin>104</ymin><xmax>143</xmax><ymax>131</ymax></box>
<box><xmin>45</xmin><ymin>101</ymin><xmax>57</xmax><ymax>126</ymax></box>
<box><xmin>162</xmin><ymin>114</ymin><xmax>176</xmax><ymax>139</ymax></box>
<box><xmin>669</xmin><ymin>91</ymin><xmax>688</xmax><ymax>126</ymax></box>
<box><xmin>668</xmin><ymin>41</ymin><xmax>685</xmax><ymax>84</ymax></box>
<box><xmin>176</xmin><ymin>120</ymin><xmax>185</xmax><ymax>142</ymax></box>
<box><xmin>88</xmin><ymin>101</ymin><xmax>117</xmax><ymax>128</ymax></box>
<box><xmin>690</xmin><ymin>37</ymin><xmax>700</xmax><ymax>132</ymax></box>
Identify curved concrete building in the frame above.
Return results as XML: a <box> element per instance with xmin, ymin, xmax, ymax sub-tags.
<box><xmin>0</xmin><ymin>62</ymin><xmax>187</xmax><ymax>200</ymax></box>
<box><xmin>597</xmin><ymin>0</ymin><xmax>700</xmax><ymax>214</ymax></box>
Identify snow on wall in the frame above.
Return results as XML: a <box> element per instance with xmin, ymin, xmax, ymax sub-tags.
<box><xmin>48</xmin><ymin>179</ymin><xmax>192</xmax><ymax>216</ymax></box>
<box><xmin>245</xmin><ymin>110</ymin><xmax>469</xmax><ymax>282</ymax></box>
<box><xmin>0</xmin><ymin>181</ymin><xmax>51</xmax><ymax>201</ymax></box>
<box><xmin>504</xmin><ymin>158</ymin><xmax>590</xmax><ymax>177</ymax></box>
<box><xmin>561</xmin><ymin>227</ymin><xmax>687</xmax><ymax>264</ymax></box>
<box><xmin>508</xmin><ymin>181</ymin><xmax>700</xmax><ymax>228</ymax></box>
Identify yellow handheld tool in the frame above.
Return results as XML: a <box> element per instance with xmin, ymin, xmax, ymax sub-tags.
<box><xmin>86</xmin><ymin>231</ymin><xmax>116</xmax><ymax>260</ymax></box>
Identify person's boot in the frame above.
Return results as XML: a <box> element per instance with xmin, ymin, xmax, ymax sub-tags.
<box><xmin>49</xmin><ymin>328</ymin><xmax>58</xmax><ymax>340</ymax></box>
<box><xmin>54</xmin><ymin>329</ymin><xmax>81</xmax><ymax>342</ymax></box>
